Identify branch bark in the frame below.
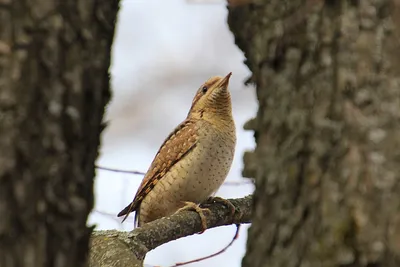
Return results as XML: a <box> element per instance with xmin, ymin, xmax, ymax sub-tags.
<box><xmin>89</xmin><ymin>195</ymin><xmax>252</xmax><ymax>267</ymax></box>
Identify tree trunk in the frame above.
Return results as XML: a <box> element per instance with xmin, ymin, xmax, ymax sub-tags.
<box><xmin>229</xmin><ymin>0</ymin><xmax>400</xmax><ymax>266</ymax></box>
<box><xmin>0</xmin><ymin>1</ymin><xmax>119</xmax><ymax>267</ymax></box>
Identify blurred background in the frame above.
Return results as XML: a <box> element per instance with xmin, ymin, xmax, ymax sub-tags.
<box><xmin>88</xmin><ymin>0</ymin><xmax>257</xmax><ymax>266</ymax></box>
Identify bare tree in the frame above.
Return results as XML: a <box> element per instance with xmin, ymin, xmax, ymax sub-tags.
<box><xmin>229</xmin><ymin>0</ymin><xmax>400</xmax><ymax>266</ymax></box>
<box><xmin>0</xmin><ymin>1</ymin><xmax>119</xmax><ymax>267</ymax></box>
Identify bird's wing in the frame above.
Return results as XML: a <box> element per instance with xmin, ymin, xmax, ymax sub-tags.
<box><xmin>118</xmin><ymin>119</ymin><xmax>198</xmax><ymax>223</ymax></box>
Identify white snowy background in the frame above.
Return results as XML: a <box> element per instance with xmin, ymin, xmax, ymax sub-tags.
<box><xmin>88</xmin><ymin>0</ymin><xmax>257</xmax><ymax>266</ymax></box>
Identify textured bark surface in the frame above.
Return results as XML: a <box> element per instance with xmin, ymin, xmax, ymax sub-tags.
<box><xmin>229</xmin><ymin>0</ymin><xmax>400</xmax><ymax>266</ymax></box>
<box><xmin>0</xmin><ymin>1</ymin><xmax>119</xmax><ymax>267</ymax></box>
<box><xmin>89</xmin><ymin>196</ymin><xmax>252</xmax><ymax>267</ymax></box>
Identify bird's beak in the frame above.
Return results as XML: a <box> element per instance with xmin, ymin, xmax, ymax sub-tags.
<box><xmin>218</xmin><ymin>72</ymin><xmax>232</xmax><ymax>88</ymax></box>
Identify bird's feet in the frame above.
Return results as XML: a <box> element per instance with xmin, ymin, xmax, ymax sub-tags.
<box><xmin>203</xmin><ymin>196</ymin><xmax>236</xmax><ymax>217</ymax></box>
<box><xmin>176</xmin><ymin>201</ymin><xmax>211</xmax><ymax>234</ymax></box>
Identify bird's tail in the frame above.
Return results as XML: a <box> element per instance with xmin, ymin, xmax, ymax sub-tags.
<box><xmin>117</xmin><ymin>203</ymin><xmax>131</xmax><ymax>217</ymax></box>
<box><xmin>117</xmin><ymin>202</ymin><xmax>140</xmax><ymax>227</ymax></box>
<box><xmin>117</xmin><ymin>202</ymin><xmax>134</xmax><ymax>223</ymax></box>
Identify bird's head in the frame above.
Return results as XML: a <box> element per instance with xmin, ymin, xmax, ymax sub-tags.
<box><xmin>188</xmin><ymin>72</ymin><xmax>233</xmax><ymax>121</ymax></box>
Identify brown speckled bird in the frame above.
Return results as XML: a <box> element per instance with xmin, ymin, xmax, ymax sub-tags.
<box><xmin>117</xmin><ymin>72</ymin><xmax>236</xmax><ymax>229</ymax></box>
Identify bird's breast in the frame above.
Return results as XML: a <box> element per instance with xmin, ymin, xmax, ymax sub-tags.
<box><xmin>138</xmin><ymin>120</ymin><xmax>236</xmax><ymax>224</ymax></box>
<box><xmin>176</xmin><ymin>125</ymin><xmax>236</xmax><ymax>200</ymax></box>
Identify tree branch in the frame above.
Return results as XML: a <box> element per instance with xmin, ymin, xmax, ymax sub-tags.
<box><xmin>89</xmin><ymin>195</ymin><xmax>252</xmax><ymax>267</ymax></box>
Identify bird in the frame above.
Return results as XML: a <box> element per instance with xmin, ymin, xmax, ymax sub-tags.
<box><xmin>117</xmin><ymin>72</ymin><xmax>236</xmax><ymax>230</ymax></box>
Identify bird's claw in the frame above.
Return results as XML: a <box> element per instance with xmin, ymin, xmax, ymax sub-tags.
<box><xmin>176</xmin><ymin>201</ymin><xmax>210</xmax><ymax>234</ymax></box>
<box><xmin>203</xmin><ymin>196</ymin><xmax>236</xmax><ymax>217</ymax></box>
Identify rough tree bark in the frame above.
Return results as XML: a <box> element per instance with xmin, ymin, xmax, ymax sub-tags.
<box><xmin>0</xmin><ymin>1</ymin><xmax>119</xmax><ymax>267</ymax></box>
<box><xmin>89</xmin><ymin>196</ymin><xmax>252</xmax><ymax>267</ymax></box>
<box><xmin>229</xmin><ymin>0</ymin><xmax>400</xmax><ymax>266</ymax></box>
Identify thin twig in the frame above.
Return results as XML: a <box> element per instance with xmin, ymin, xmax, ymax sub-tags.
<box><xmin>95</xmin><ymin>165</ymin><xmax>145</xmax><ymax>175</ymax></box>
<box><xmin>94</xmin><ymin>210</ymin><xmax>115</xmax><ymax>217</ymax></box>
<box><xmin>168</xmin><ymin>224</ymin><xmax>241</xmax><ymax>267</ymax></box>
<box><xmin>96</xmin><ymin>165</ymin><xmax>253</xmax><ymax>186</ymax></box>
<box><xmin>93</xmin><ymin>210</ymin><xmax>123</xmax><ymax>224</ymax></box>
<box><xmin>185</xmin><ymin>0</ymin><xmax>223</xmax><ymax>4</ymax></box>
<box><xmin>223</xmin><ymin>180</ymin><xmax>254</xmax><ymax>186</ymax></box>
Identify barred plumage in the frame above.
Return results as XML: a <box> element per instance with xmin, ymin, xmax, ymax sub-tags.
<box><xmin>118</xmin><ymin>73</ymin><xmax>236</xmax><ymax>227</ymax></box>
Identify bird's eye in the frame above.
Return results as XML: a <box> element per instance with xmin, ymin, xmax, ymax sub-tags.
<box><xmin>202</xmin><ymin>86</ymin><xmax>208</xmax><ymax>93</ymax></box>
